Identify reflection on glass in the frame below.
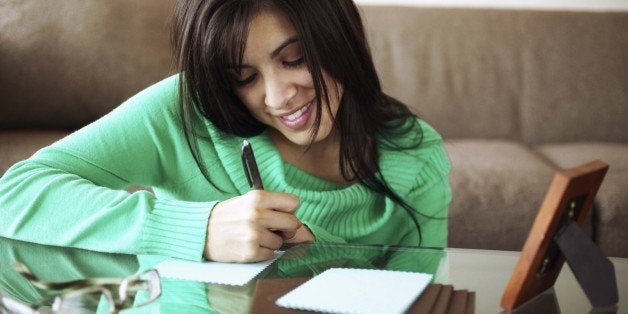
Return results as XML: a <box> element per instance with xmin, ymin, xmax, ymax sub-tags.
<box><xmin>210</xmin><ymin>243</ymin><xmax>446</xmax><ymax>313</ymax></box>
<box><xmin>0</xmin><ymin>237</ymin><xmax>142</xmax><ymax>314</ymax></box>
<box><xmin>1</xmin><ymin>239</ymin><xmax>447</xmax><ymax>314</ymax></box>
<box><xmin>504</xmin><ymin>288</ymin><xmax>560</xmax><ymax>314</ymax></box>
<box><xmin>10</xmin><ymin>262</ymin><xmax>160</xmax><ymax>314</ymax></box>
<box><xmin>268</xmin><ymin>243</ymin><xmax>446</xmax><ymax>279</ymax></box>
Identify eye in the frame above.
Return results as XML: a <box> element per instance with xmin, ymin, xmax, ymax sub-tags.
<box><xmin>234</xmin><ymin>73</ymin><xmax>257</xmax><ymax>87</ymax></box>
<box><xmin>283</xmin><ymin>57</ymin><xmax>304</xmax><ymax>68</ymax></box>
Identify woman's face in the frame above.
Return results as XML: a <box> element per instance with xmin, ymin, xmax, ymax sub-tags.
<box><xmin>230</xmin><ymin>10</ymin><xmax>342</xmax><ymax>148</ymax></box>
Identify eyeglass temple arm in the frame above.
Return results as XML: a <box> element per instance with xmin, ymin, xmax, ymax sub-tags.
<box><xmin>12</xmin><ymin>261</ymin><xmax>135</xmax><ymax>291</ymax></box>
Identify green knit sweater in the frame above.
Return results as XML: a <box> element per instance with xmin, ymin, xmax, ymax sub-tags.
<box><xmin>0</xmin><ymin>75</ymin><xmax>451</xmax><ymax>262</ymax></box>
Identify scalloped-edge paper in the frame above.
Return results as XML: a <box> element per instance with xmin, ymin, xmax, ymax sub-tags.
<box><xmin>154</xmin><ymin>251</ymin><xmax>283</xmax><ymax>286</ymax></box>
<box><xmin>276</xmin><ymin>268</ymin><xmax>432</xmax><ymax>314</ymax></box>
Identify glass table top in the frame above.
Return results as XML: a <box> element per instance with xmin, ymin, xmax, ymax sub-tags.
<box><xmin>1</xmin><ymin>237</ymin><xmax>625</xmax><ymax>313</ymax></box>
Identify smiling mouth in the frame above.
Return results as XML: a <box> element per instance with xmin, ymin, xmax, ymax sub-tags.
<box><xmin>277</xmin><ymin>99</ymin><xmax>315</xmax><ymax>130</ymax></box>
<box><xmin>281</xmin><ymin>100</ymin><xmax>313</xmax><ymax>122</ymax></box>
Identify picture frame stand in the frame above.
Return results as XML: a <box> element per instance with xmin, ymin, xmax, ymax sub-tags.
<box><xmin>501</xmin><ymin>160</ymin><xmax>618</xmax><ymax>311</ymax></box>
<box><xmin>554</xmin><ymin>219</ymin><xmax>618</xmax><ymax>308</ymax></box>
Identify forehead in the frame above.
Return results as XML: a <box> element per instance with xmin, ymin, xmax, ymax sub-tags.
<box><xmin>243</xmin><ymin>10</ymin><xmax>297</xmax><ymax>56</ymax></box>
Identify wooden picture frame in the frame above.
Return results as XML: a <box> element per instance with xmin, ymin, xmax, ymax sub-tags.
<box><xmin>500</xmin><ymin>160</ymin><xmax>609</xmax><ymax>310</ymax></box>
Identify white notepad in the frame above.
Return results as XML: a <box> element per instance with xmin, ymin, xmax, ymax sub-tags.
<box><xmin>276</xmin><ymin>268</ymin><xmax>432</xmax><ymax>314</ymax></box>
<box><xmin>154</xmin><ymin>251</ymin><xmax>283</xmax><ymax>286</ymax></box>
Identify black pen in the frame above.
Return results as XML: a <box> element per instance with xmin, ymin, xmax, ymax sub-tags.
<box><xmin>241</xmin><ymin>140</ymin><xmax>264</xmax><ymax>190</ymax></box>
<box><xmin>243</xmin><ymin>139</ymin><xmax>295</xmax><ymax>241</ymax></box>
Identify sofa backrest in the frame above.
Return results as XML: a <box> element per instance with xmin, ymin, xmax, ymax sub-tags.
<box><xmin>360</xmin><ymin>6</ymin><xmax>628</xmax><ymax>144</ymax></box>
<box><xmin>0</xmin><ymin>0</ymin><xmax>174</xmax><ymax>130</ymax></box>
<box><xmin>2</xmin><ymin>2</ymin><xmax>627</xmax><ymax>145</ymax></box>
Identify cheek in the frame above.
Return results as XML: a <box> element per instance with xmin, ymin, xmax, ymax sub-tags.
<box><xmin>322</xmin><ymin>75</ymin><xmax>343</xmax><ymax>113</ymax></box>
<box><xmin>297</xmin><ymin>71</ymin><xmax>315</xmax><ymax>88</ymax></box>
<box><xmin>235</xmin><ymin>89</ymin><xmax>263</xmax><ymax>112</ymax></box>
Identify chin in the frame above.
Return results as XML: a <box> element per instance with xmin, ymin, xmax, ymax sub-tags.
<box><xmin>298</xmin><ymin>131</ymin><xmax>333</xmax><ymax>147</ymax></box>
<box><xmin>273</xmin><ymin>121</ymin><xmax>334</xmax><ymax>147</ymax></box>
<box><xmin>285</xmin><ymin>134</ymin><xmax>315</xmax><ymax>147</ymax></box>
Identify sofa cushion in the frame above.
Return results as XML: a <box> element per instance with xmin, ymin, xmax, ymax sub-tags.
<box><xmin>0</xmin><ymin>0</ymin><xmax>174</xmax><ymax>130</ymax></box>
<box><xmin>360</xmin><ymin>6</ymin><xmax>628</xmax><ymax>144</ymax></box>
<box><xmin>536</xmin><ymin>142</ymin><xmax>628</xmax><ymax>257</ymax></box>
<box><xmin>360</xmin><ymin>6</ymin><xmax>522</xmax><ymax>140</ymax></box>
<box><xmin>0</xmin><ymin>131</ymin><xmax>68</xmax><ymax>174</ymax></box>
<box><xmin>444</xmin><ymin>139</ymin><xmax>562</xmax><ymax>251</ymax></box>
<box><xmin>517</xmin><ymin>12</ymin><xmax>628</xmax><ymax>145</ymax></box>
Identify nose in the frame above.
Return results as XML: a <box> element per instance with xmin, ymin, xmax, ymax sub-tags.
<box><xmin>264</xmin><ymin>72</ymin><xmax>296</xmax><ymax>109</ymax></box>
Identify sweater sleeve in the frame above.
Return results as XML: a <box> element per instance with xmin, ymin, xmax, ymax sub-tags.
<box><xmin>405</xmin><ymin>175</ymin><xmax>451</xmax><ymax>248</ymax></box>
<box><xmin>380</xmin><ymin>119</ymin><xmax>452</xmax><ymax>248</ymax></box>
<box><xmin>0</xmin><ymin>76</ymin><xmax>214</xmax><ymax>261</ymax></box>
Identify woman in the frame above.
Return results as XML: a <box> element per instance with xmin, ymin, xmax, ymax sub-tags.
<box><xmin>0</xmin><ymin>0</ymin><xmax>451</xmax><ymax>263</ymax></box>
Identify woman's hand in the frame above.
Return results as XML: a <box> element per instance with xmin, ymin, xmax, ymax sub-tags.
<box><xmin>282</xmin><ymin>224</ymin><xmax>315</xmax><ymax>246</ymax></box>
<box><xmin>204</xmin><ymin>190</ymin><xmax>305</xmax><ymax>262</ymax></box>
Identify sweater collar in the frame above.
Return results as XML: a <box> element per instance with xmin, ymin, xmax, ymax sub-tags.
<box><xmin>203</xmin><ymin>121</ymin><xmax>368</xmax><ymax>197</ymax></box>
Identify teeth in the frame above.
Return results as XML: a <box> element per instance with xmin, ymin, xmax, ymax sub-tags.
<box><xmin>283</xmin><ymin>102</ymin><xmax>311</xmax><ymax>121</ymax></box>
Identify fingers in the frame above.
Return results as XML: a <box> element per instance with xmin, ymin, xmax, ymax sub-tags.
<box><xmin>283</xmin><ymin>225</ymin><xmax>315</xmax><ymax>244</ymax></box>
<box><xmin>258</xmin><ymin>228</ymin><xmax>284</xmax><ymax>250</ymax></box>
<box><xmin>245</xmin><ymin>190</ymin><xmax>299</xmax><ymax>214</ymax></box>
<box><xmin>205</xmin><ymin>226</ymin><xmax>282</xmax><ymax>262</ymax></box>
<box><xmin>279</xmin><ymin>229</ymin><xmax>297</xmax><ymax>241</ymax></box>
<box><xmin>242</xmin><ymin>190</ymin><xmax>302</xmax><ymax>232</ymax></box>
<box><xmin>261</xmin><ymin>211</ymin><xmax>301</xmax><ymax>233</ymax></box>
<box><xmin>204</xmin><ymin>190</ymin><xmax>304</xmax><ymax>263</ymax></box>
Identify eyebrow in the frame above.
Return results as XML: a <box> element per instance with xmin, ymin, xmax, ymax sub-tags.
<box><xmin>270</xmin><ymin>36</ymin><xmax>299</xmax><ymax>59</ymax></box>
<box><xmin>227</xmin><ymin>35</ymin><xmax>300</xmax><ymax>70</ymax></box>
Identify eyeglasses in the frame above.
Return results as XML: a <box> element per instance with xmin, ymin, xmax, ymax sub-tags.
<box><xmin>1</xmin><ymin>261</ymin><xmax>161</xmax><ymax>314</ymax></box>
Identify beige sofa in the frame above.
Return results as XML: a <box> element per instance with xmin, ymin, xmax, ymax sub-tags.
<box><xmin>1</xmin><ymin>1</ymin><xmax>626</xmax><ymax>257</ymax></box>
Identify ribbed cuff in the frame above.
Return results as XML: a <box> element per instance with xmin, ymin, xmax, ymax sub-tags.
<box><xmin>141</xmin><ymin>198</ymin><xmax>217</xmax><ymax>261</ymax></box>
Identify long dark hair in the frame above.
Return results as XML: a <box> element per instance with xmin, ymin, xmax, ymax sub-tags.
<box><xmin>172</xmin><ymin>0</ymin><xmax>428</xmax><ymax>244</ymax></box>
